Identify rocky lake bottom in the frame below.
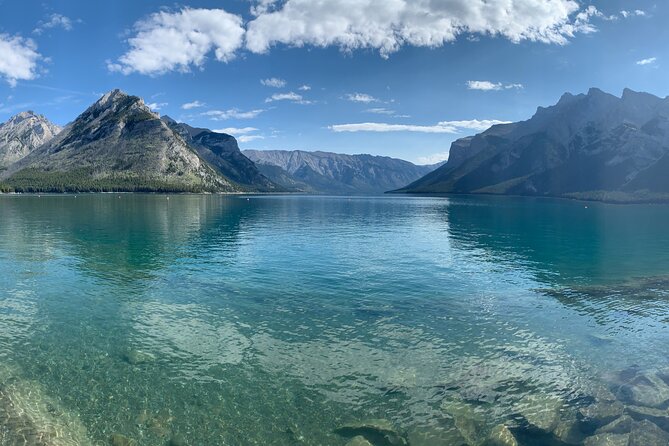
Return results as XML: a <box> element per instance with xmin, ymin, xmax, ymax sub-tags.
<box><xmin>1</xmin><ymin>194</ymin><xmax>669</xmax><ymax>445</ymax></box>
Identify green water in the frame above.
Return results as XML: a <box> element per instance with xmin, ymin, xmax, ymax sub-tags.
<box><xmin>1</xmin><ymin>194</ymin><xmax>669</xmax><ymax>445</ymax></box>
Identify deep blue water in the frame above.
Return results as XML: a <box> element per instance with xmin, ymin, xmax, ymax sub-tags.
<box><xmin>1</xmin><ymin>194</ymin><xmax>669</xmax><ymax>445</ymax></box>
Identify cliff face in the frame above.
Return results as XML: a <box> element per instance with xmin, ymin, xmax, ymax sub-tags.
<box><xmin>163</xmin><ymin>118</ymin><xmax>279</xmax><ymax>192</ymax></box>
<box><xmin>398</xmin><ymin>88</ymin><xmax>669</xmax><ymax>202</ymax></box>
<box><xmin>0</xmin><ymin>111</ymin><xmax>61</xmax><ymax>169</ymax></box>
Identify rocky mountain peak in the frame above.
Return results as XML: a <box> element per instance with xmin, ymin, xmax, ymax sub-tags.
<box><xmin>0</xmin><ymin>111</ymin><xmax>61</xmax><ymax>168</ymax></box>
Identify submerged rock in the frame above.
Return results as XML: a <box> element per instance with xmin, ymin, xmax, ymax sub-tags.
<box><xmin>629</xmin><ymin>419</ymin><xmax>669</xmax><ymax>445</ymax></box>
<box><xmin>583</xmin><ymin>432</ymin><xmax>630</xmax><ymax>446</ymax></box>
<box><xmin>515</xmin><ymin>395</ymin><xmax>563</xmax><ymax>432</ymax></box>
<box><xmin>346</xmin><ymin>436</ymin><xmax>374</xmax><ymax>446</ymax></box>
<box><xmin>486</xmin><ymin>424</ymin><xmax>518</xmax><ymax>446</ymax></box>
<box><xmin>110</xmin><ymin>433</ymin><xmax>137</xmax><ymax>446</ymax></box>
<box><xmin>625</xmin><ymin>405</ymin><xmax>669</xmax><ymax>431</ymax></box>
<box><xmin>123</xmin><ymin>349</ymin><xmax>156</xmax><ymax>365</ymax></box>
<box><xmin>442</xmin><ymin>401</ymin><xmax>487</xmax><ymax>445</ymax></box>
<box><xmin>617</xmin><ymin>372</ymin><xmax>669</xmax><ymax>409</ymax></box>
<box><xmin>167</xmin><ymin>435</ymin><xmax>188</xmax><ymax>446</ymax></box>
<box><xmin>553</xmin><ymin>413</ymin><xmax>586</xmax><ymax>445</ymax></box>
<box><xmin>406</xmin><ymin>424</ymin><xmax>467</xmax><ymax>446</ymax></box>
<box><xmin>334</xmin><ymin>419</ymin><xmax>408</xmax><ymax>446</ymax></box>
<box><xmin>579</xmin><ymin>401</ymin><xmax>624</xmax><ymax>431</ymax></box>
<box><xmin>595</xmin><ymin>415</ymin><xmax>633</xmax><ymax>435</ymax></box>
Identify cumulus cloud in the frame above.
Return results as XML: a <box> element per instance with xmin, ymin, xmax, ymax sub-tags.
<box><xmin>330</xmin><ymin>119</ymin><xmax>510</xmax><ymax>134</ymax></box>
<box><xmin>345</xmin><ymin>93</ymin><xmax>380</xmax><ymax>103</ymax></box>
<box><xmin>110</xmin><ymin>2</ymin><xmax>605</xmax><ymax>75</ymax></box>
<box><xmin>298</xmin><ymin>84</ymin><xmax>311</xmax><ymax>91</ymax></box>
<box><xmin>108</xmin><ymin>8</ymin><xmax>245</xmax><ymax>75</ymax></box>
<box><xmin>0</xmin><ymin>34</ymin><xmax>42</xmax><ymax>87</ymax></box>
<box><xmin>203</xmin><ymin>108</ymin><xmax>266</xmax><ymax>120</ymax></box>
<box><xmin>265</xmin><ymin>91</ymin><xmax>311</xmax><ymax>104</ymax></box>
<box><xmin>33</xmin><ymin>14</ymin><xmax>77</xmax><ymax>35</ymax></box>
<box><xmin>246</xmin><ymin>0</ymin><xmax>599</xmax><ymax>57</ymax></box>
<box><xmin>181</xmin><ymin>100</ymin><xmax>205</xmax><ymax>110</ymax></box>
<box><xmin>260</xmin><ymin>77</ymin><xmax>286</xmax><ymax>88</ymax></box>
<box><xmin>467</xmin><ymin>81</ymin><xmax>523</xmax><ymax>91</ymax></box>
<box><xmin>416</xmin><ymin>152</ymin><xmax>450</xmax><ymax>165</ymax></box>
<box><xmin>636</xmin><ymin>57</ymin><xmax>657</xmax><ymax>66</ymax></box>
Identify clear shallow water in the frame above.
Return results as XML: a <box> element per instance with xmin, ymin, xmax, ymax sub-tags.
<box><xmin>0</xmin><ymin>194</ymin><xmax>669</xmax><ymax>444</ymax></box>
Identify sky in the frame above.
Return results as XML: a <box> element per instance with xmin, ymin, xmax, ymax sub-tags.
<box><xmin>0</xmin><ymin>0</ymin><xmax>666</xmax><ymax>165</ymax></box>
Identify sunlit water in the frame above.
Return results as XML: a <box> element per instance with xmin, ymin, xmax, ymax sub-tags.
<box><xmin>1</xmin><ymin>194</ymin><xmax>669</xmax><ymax>445</ymax></box>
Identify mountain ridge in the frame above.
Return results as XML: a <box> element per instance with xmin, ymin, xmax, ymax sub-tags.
<box><xmin>0</xmin><ymin>90</ymin><xmax>236</xmax><ymax>193</ymax></box>
<box><xmin>396</xmin><ymin>88</ymin><xmax>669</xmax><ymax>203</ymax></box>
<box><xmin>243</xmin><ymin>149</ymin><xmax>441</xmax><ymax>194</ymax></box>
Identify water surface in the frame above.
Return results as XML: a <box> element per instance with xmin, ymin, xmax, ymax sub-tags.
<box><xmin>1</xmin><ymin>194</ymin><xmax>669</xmax><ymax>445</ymax></box>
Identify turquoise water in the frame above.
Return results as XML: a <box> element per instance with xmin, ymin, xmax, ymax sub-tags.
<box><xmin>1</xmin><ymin>194</ymin><xmax>669</xmax><ymax>444</ymax></box>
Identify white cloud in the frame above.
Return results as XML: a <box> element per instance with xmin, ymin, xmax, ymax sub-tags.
<box><xmin>108</xmin><ymin>8</ymin><xmax>245</xmax><ymax>75</ymax></box>
<box><xmin>416</xmin><ymin>152</ymin><xmax>450</xmax><ymax>165</ymax></box>
<box><xmin>467</xmin><ymin>81</ymin><xmax>523</xmax><ymax>91</ymax></box>
<box><xmin>0</xmin><ymin>34</ymin><xmax>42</xmax><ymax>87</ymax></box>
<box><xmin>111</xmin><ymin>2</ymin><xmax>604</xmax><ymax>76</ymax></box>
<box><xmin>203</xmin><ymin>109</ymin><xmax>266</xmax><ymax>120</ymax></box>
<box><xmin>260</xmin><ymin>77</ymin><xmax>286</xmax><ymax>88</ymax></box>
<box><xmin>239</xmin><ymin>135</ymin><xmax>265</xmax><ymax>143</ymax></box>
<box><xmin>246</xmin><ymin>0</ymin><xmax>600</xmax><ymax>57</ymax></box>
<box><xmin>636</xmin><ymin>57</ymin><xmax>657</xmax><ymax>66</ymax></box>
<box><xmin>345</xmin><ymin>93</ymin><xmax>380</xmax><ymax>103</ymax></box>
<box><xmin>147</xmin><ymin>102</ymin><xmax>167</xmax><ymax>111</ymax></box>
<box><xmin>365</xmin><ymin>107</ymin><xmax>395</xmax><ymax>115</ymax></box>
<box><xmin>330</xmin><ymin>119</ymin><xmax>510</xmax><ymax>134</ymax></box>
<box><xmin>181</xmin><ymin>100</ymin><xmax>205</xmax><ymax>110</ymax></box>
<box><xmin>213</xmin><ymin>127</ymin><xmax>258</xmax><ymax>135</ymax></box>
<box><xmin>265</xmin><ymin>91</ymin><xmax>311</xmax><ymax>104</ymax></box>
<box><xmin>298</xmin><ymin>84</ymin><xmax>311</xmax><ymax>91</ymax></box>
<box><xmin>33</xmin><ymin>14</ymin><xmax>76</xmax><ymax>35</ymax></box>
<box><xmin>621</xmin><ymin>10</ymin><xmax>646</xmax><ymax>19</ymax></box>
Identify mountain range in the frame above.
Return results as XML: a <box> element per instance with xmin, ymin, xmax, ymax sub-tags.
<box><xmin>243</xmin><ymin>149</ymin><xmax>441</xmax><ymax>194</ymax></box>
<box><xmin>0</xmin><ymin>89</ymin><xmax>437</xmax><ymax>194</ymax></box>
<box><xmin>398</xmin><ymin>88</ymin><xmax>669</xmax><ymax>203</ymax></box>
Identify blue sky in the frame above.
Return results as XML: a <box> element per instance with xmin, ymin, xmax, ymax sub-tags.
<box><xmin>0</xmin><ymin>0</ymin><xmax>665</xmax><ymax>164</ymax></box>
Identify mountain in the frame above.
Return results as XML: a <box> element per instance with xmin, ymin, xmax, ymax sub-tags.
<box><xmin>0</xmin><ymin>111</ymin><xmax>60</xmax><ymax>169</ymax></box>
<box><xmin>161</xmin><ymin>117</ymin><xmax>280</xmax><ymax>192</ymax></box>
<box><xmin>243</xmin><ymin>149</ymin><xmax>439</xmax><ymax>194</ymax></box>
<box><xmin>397</xmin><ymin>88</ymin><xmax>669</xmax><ymax>203</ymax></box>
<box><xmin>0</xmin><ymin>90</ymin><xmax>239</xmax><ymax>193</ymax></box>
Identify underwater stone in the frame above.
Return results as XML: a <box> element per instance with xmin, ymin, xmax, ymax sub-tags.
<box><xmin>442</xmin><ymin>401</ymin><xmax>486</xmax><ymax>445</ymax></box>
<box><xmin>516</xmin><ymin>394</ymin><xmax>563</xmax><ymax>432</ymax></box>
<box><xmin>346</xmin><ymin>436</ymin><xmax>374</xmax><ymax>446</ymax></box>
<box><xmin>617</xmin><ymin>372</ymin><xmax>669</xmax><ymax>408</ymax></box>
<box><xmin>123</xmin><ymin>349</ymin><xmax>156</xmax><ymax>365</ymax></box>
<box><xmin>334</xmin><ymin>419</ymin><xmax>409</xmax><ymax>446</ymax></box>
<box><xmin>629</xmin><ymin>419</ymin><xmax>669</xmax><ymax>446</ymax></box>
<box><xmin>625</xmin><ymin>405</ymin><xmax>669</xmax><ymax>431</ymax></box>
<box><xmin>583</xmin><ymin>432</ymin><xmax>630</xmax><ymax>446</ymax></box>
<box><xmin>110</xmin><ymin>433</ymin><xmax>137</xmax><ymax>446</ymax></box>
<box><xmin>552</xmin><ymin>413</ymin><xmax>586</xmax><ymax>445</ymax></box>
<box><xmin>486</xmin><ymin>424</ymin><xmax>518</xmax><ymax>446</ymax></box>
<box><xmin>595</xmin><ymin>415</ymin><xmax>633</xmax><ymax>435</ymax></box>
<box><xmin>167</xmin><ymin>435</ymin><xmax>188</xmax><ymax>446</ymax></box>
<box><xmin>579</xmin><ymin>401</ymin><xmax>624</xmax><ymax>430</ymax></box>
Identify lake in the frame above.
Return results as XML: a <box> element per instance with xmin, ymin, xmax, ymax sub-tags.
<box><xmin>1</xmin><ymin>194</ymin><xmax>669</xmax><ymax>445</ymax></box>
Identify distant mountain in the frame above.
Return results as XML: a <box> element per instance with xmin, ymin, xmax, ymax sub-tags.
<box><xmin>243</xmin><ymin>149</ymin><xmax>439</xmax><ymax>194</ymax></box>
<box><xmin>0</xmin><ymin>90</ymin><xmax>245</xmax><ymax>193</ymax></box>
<box><xmin>162</xmin><ymin>117</ymin><xmax>279</xmax><ymax>192</ymax></box>
<box><xmin>397</xmin><ymin>88</ymin><xmax>669</xmax><ymax>203</ymax></box>
<box><xmin>0</xmin><ymin>111</ymin><xmax>60</xmax><ymax>169</ymax></box>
